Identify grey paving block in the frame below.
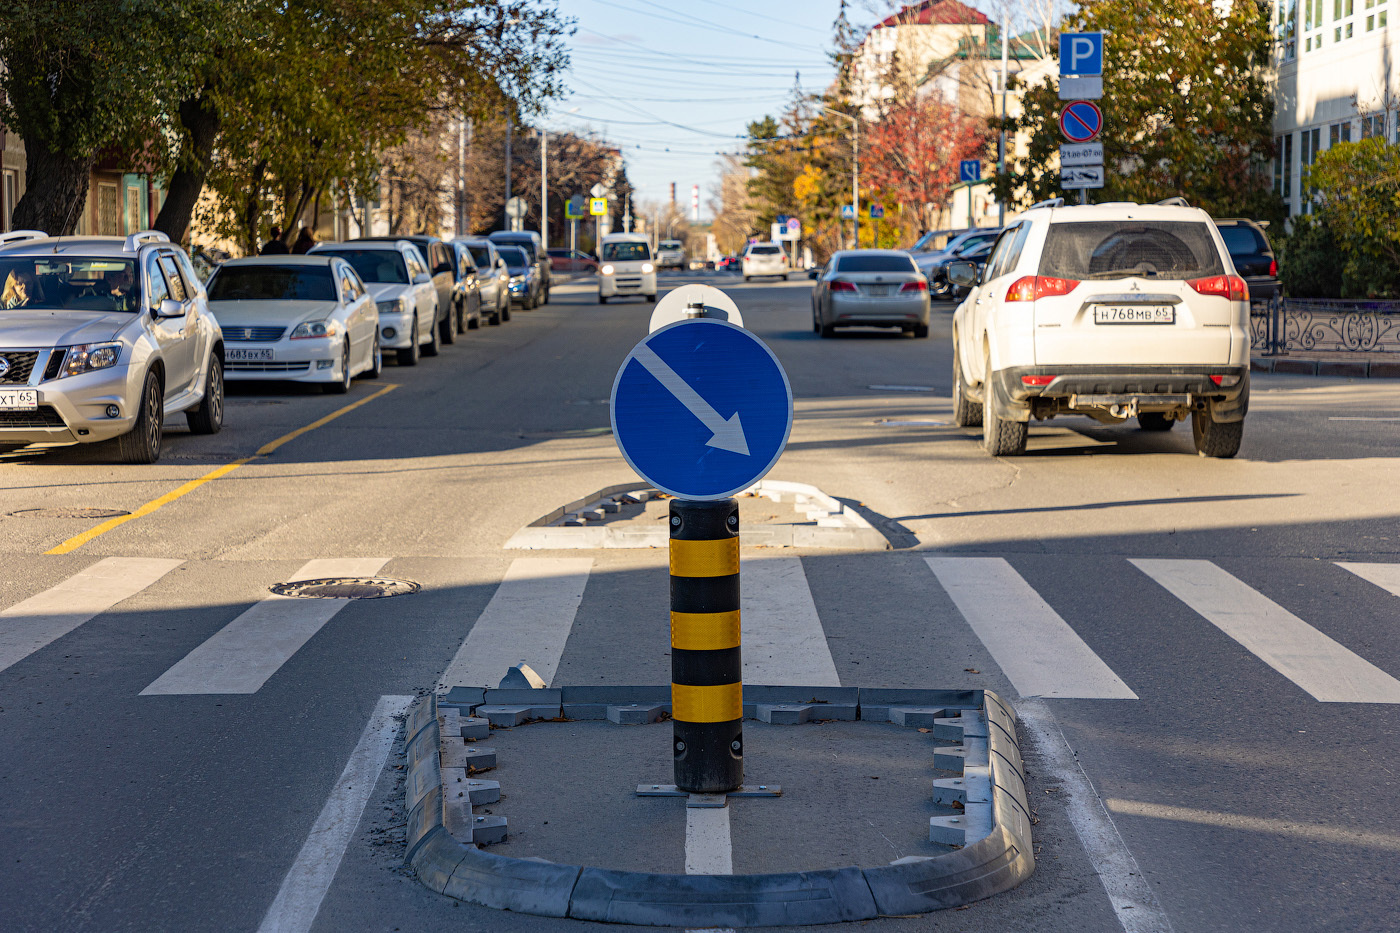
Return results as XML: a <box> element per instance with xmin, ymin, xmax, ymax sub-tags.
<box><xmin>443</xmin><ymin>796</ymin><xmax>475</xmax><ymax>839</ymax></box>
<box><xmin>459</xmin><ymin>717</ymin><xmax>491</xmax><ymax>741</ymax></box>
<box><xmin>858</xmin><ymin>688</ymin><xmax>979</xmax><ymax>723</ymax></box>
<box><xmin>567</xmin><ymin>865</ymin><xmax>879</xmax><ymax>927</ymax></box>
<box><xmin>561</xmin><ymin>685</ymin><xmax>670</xmax><ymax>704</ymax></box>
<box><xmin>443</xmin><ymin>845</ymin><xmax>582</xmax><ymax>918</ymax></box>
<box><xmin>929</xmin><ymin>804</ymin><xmax>992</xmax><ymax>846</ymax></box>
<box><xmin>933</xmin><ymin>737</ymin><xmax>989</xmax><ymax>772</ymax></box>
<box><xmin>440</xmin><ymin>740</ymin><xmax>497</xmax><ymax>772</ymax></box>
<box><xmin>478</xmin><ymin>705</ymin><xmax>534</xmax><ymax>727</ymax></box>
<box><xmin>470</xmin><ymin>814</ymin><xmax>509</xmax><ymax>845</ymax></box>
<box><xmin>932</xmin><ymin>766</ymin><xmax>991</xmax><ymax>806</ymax></box>
<box><xmin>560</xmin><ymin>701</ymin><xmax>610</xmax><ymax>721</ymax></box>
<box><xmin>606</xmin><ymin>703</ymin><xmax>668</xmax><ymax>724</ymax></box>
<box><xmin>889</xmin><ymin>706</ymin><xmax>946</xmax><ymax>728</ymax></box>
<box><xmin>438</xmin><ymin>686</ymin><xmax>485</xmax><ymax>711</ymax></box>
<box><xmin>439</xmin><ymin>769</ymin><xmax>500</xmax><ymax>805</ymax></box>
<box><xmin>743</xmin><ymin>685</ymin><xmax>858</xmax><ymax>721</ymax></box>
<box><xmin>934</xmin><ymin>711</ymin><xmax>989</xmax><ymax>741</ymax></box>
<box><xmin>756</xmin><ymin>703</ymin><xmax>813</xmax><ymax>724</ymax></box>
<box><xmin>483</xmin><ymin>687</ymin><xmax>563</xmax><ymax>706</ymax></box>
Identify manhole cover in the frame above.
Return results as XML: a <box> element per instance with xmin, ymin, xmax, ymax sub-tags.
<box><xmin>270</xmin><ymin>577</ymin><xmax>420</xmax><ymax>599</ymax></box>
<box><xmin>7</xmin><ymin>507</ymin><xmax>131</xmax><ymax>519</ymax></box>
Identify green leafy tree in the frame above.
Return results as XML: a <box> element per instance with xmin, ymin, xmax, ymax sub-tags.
<box><xmin>1300</xmin><ymin>137</ymin><xmax>1400</xmax><ymax>297</ymax></box>
<box><xmin>994</xmin><ymin>0</ymin><xmax>1285</xmax><ymax>223</ymax></box>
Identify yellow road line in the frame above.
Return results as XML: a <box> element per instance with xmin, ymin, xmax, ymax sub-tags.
<box><xmin>45</xmin><ymin>383</ymin><xmax>399</xmax><ymax>555</ymax></box>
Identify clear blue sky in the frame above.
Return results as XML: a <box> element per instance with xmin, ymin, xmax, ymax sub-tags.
<box><xmin>548</xmin><ymin>0</ymin><xmax>848</xmax><ymax>219</ymax></box>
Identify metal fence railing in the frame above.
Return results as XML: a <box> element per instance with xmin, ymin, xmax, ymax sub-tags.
<box><xmin>1250</xmin><ymin>298</ymin><xmax>1400</xmax><ymax>356</ymax></box>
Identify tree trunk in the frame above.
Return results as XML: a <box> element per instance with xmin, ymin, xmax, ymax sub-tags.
<box><xmin>12</xmin><ymin>146</ymin><xmax>94</xmax><ymax>235</ymax></box>
<box><xmin>153</xmin><ymin>89</ymin><xmax>222</xmax><ymax>245</ymax></box>
<box><xmin>241</xmin><ymin>159</ymin><xmax>269</xmax><ymax>256</ymax></box>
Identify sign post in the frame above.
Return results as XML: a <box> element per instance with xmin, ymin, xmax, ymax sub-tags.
<box><xmin>1058</xmin><ymin>32</ymin><xmax>1105</xmax><ymax>204</ymax></box>
<box><xmin>613</xmin><ymin>312</ymin><xmax>792</xmax><ymax>798</ymax></box>
<box><xmin>869</xmin><ymin>204</ymin><xmax>885</xmax><ymax>247</ymax></box>
<box><xmin>590</xmin><ymin>182</ymin><xmax>607</xmax><ymax>254</ymax></box>
<box><xmin>958</xmin><ymin>161</ymin><xmax>981</xmax><ymax>229</ymax></box>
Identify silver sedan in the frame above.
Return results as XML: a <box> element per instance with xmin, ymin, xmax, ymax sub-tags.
<box><xmin>810</xmin><ymin>250</ymin><xmax>930</xmax><ymax>338</ymax></box>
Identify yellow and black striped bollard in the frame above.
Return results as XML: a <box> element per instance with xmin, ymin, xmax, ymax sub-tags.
<box><xmin>669</xmin><ymin>497</ymin><xmax>743</xmax><ymax>793</ymax></box>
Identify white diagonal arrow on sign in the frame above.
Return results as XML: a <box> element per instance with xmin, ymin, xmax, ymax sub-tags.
<box><xmin>632</xmin><ymin>343</ymin><xmax>750</xmax><ymax>456</ymax></box>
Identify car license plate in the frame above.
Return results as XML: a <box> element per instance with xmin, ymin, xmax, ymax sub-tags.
<box><xmin>227</xmin><ymin>348</ymin><xmax>275</xmax><ymax>362</ymax></box>
<box><xmin>865</xmin><ymin>285</ymin><xmax>891</xmax><ymax>297</ymax></box>
<box><xmin>1093</xmin><ymin>305</ymin><xmax>1174</xmax><ymax>324</ymax></box>
<box><xmin>0</xmin><ymin>388</ymin><xmax>37</xmax><ymax>410</ymax></box>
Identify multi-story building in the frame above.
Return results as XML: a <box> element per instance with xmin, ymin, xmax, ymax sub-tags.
<box><xmin>848</xmin><ymin>0</ymin><xmax>992</xmax><ymax>116</ymax></box>
<box><xmin>1273</xmin><ymin>0</ymin><xmax>1394</xmax><ymax>216</ymax></box>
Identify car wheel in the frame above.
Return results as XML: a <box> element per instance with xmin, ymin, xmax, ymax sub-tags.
<box><xmin>820</xmin><ymin>322</ymin><xmax>835</xmax><ymax>338</ymax></box>
<box><xmin>488</xmin><ymin>304</ymin><xmax>501</xmax><ymax>326</ymax></box>
<box><xmin>423</xmin><ymin>308</ymin><xmax>441</xmax><ymax>356</ymax></box>
<box><xmin>913</xmin><ymin>323</ymin><xmax>930</xmax><ymax>339</ymax></box>
<box><xmin>598</xmin><ymin>295</ymin><xmax>608</xmax><ymax>305</ymax></box>
<box><xmin>812</xmin><ymin>310</ymin><xmax>821</xmax><ymax>334</ymax></box>
<box><xmin>1138</xmin><ymin>412</ymin><xmax>1175</xmax><ymax>432</ymax></box>
<box><xmin>1192</xmin><ymin>412</ymin><xmax>1243</xmax><ymax>458</ymax></box>
<box><xmin>362</xmin><ymin>333</ymin><xmax>382</xmax><ymax>379</ymax></box>
<box><xmin>502</xmin><ymin>304</ymin><xmax>511</xmax><ymax>322</ymax></box>
<box><xmin>982</xmin><ymin>348</ymin><xmax>1027</xmax><ymax>456</ymax></box>
<box><xmin>117</xmin><ymin>370</ymin><xmax>164</xmax><ymax>464</ymax></box>
<box><xmin>185</xmin><ymin>355</ymin><xmax>224</xmax><ymax>435</ymax></box>
<box><xmin>324</xmin><ymin>340</ymin><xmax>352</xmax><ymax>394</ymax></box>
<box><xmin>542</xmin><ymin>286</ymin><xmax>551</xmax><ymax>305</ymax></box>
<box><xmin>743</xmin><ymin>275</ymin><xmax>751</xmax><ymax>282</ymax></box>
<box><xmin>439</xmin><ymin>303</ymin><xmax>456</xmax><ymax>345</ymax></box>
<box><xmin>467</xmin><ymin>303</ymin><xmax>480</xmax><ymax>329</ymax></box>
<box><xmin>397</xmin><ymin>316</ymin><xmax>420</xmax><ymax>366</ymax></box>
<box><xmin>952</xmin><ymin>344</ymin><xmax>983</xmax><ymax>428</ymax></box>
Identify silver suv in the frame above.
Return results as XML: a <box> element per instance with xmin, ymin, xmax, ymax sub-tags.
<box><xmin>0</xmin><ymin>229</ymin><xmax>224</xmax><ymax>462</ymax></box>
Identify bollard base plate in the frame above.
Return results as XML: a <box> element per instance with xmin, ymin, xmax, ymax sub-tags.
<box><xmin>635</xmin><ymin>783</ymin><xmax>782</xmax><ymax>801</ymax></box>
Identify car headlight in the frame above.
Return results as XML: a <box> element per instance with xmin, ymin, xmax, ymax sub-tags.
<box><xmin>601</xmin><ymin>264</ymin><xmax>615</xmax><ymax>275</ymax></box>
<box><xmin>376</xmin><ymin>298</ymin><xmax>408</xmax><ymax>315</ymax></box>
<box><xmin>61</xmin><ymin>342</ymin><xmax>122</xmax><ymax>377</ymax></box>
<box><xmin>290</xmin><ymin>320</ymin><xmax>340</xmax><ymax>339</ymax></box>
<box><xmin>641</xmin><ymin>263</ymin><xmax>655</xmax><ymax>274</ymax></box>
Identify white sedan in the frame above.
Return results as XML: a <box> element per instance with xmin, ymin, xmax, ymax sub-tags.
<box><xmin>205</xmin><ymin>256</ymin><xmax>381</xmax><ymax>393</ymax></box>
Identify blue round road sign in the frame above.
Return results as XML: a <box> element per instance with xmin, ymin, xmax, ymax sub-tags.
<box><xmin>611</xmin><ymin>319</ymin><xmax>793</xmax><ymax>501</ymax></box>
<box><xmin>1059</xmin><ymin>100</ymin><xmax>1102</xmax><ymax>143</ymax></box>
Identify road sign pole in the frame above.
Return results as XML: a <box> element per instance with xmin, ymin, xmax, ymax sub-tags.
<box><xmin>670</xmin><ymin>498</ymin><xmax>743</xmax><ymax>794</ymax></box>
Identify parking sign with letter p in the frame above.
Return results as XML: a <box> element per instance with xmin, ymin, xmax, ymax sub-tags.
<box><xmin>1059</xmin><ymin>32</ymin><xmax>1103</xmax><ymax>76</ymax></box>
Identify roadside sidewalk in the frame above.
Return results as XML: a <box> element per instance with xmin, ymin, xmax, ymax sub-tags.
<box><xmin>1252</xmin><ymin>352</ymin><xmax>1400</xmax><ymax>379</ymax></box>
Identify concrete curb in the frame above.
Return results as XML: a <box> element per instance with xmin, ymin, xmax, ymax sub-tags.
<box><xmin>404</xmin><ymin>686</ymin><xmax>1034</xmax><ymax>926</ymax></box>
<box><xmin>503</xmin><ymin>480</ymin><xmax>891</xmax><ymax>551</ymax></box>
<box><xmin>1252</xmin><ymin>357</ymin><xmax>1400</xmax><ymax>379</ymax></box>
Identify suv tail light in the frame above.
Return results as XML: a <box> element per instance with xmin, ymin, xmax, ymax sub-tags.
<box><xmin>1021</xmin><ymin>375</ymin><xmax>1055</xmax><ymax>386</ymax></box>
<box><xmin>1209</xmin><ymin>374</ymin><xmax>1241</xmax><ymax>387</ymax></box>
<box><xmin>1187</xmin><ymin>275</ymin><xmax>1249</xmax><ymax>301</ymax></box>
<box><xmin>830</xmin><ymin>280</ymin><xmax>857</xmax><ymax>292</ymax></box>
<box><xmin>901</xmin><ymin>280</ymin><xmax>928</xmax><ymax>292</ymax></box>
<box><xmin>1005</xmin><ymin>275</ymin><xmax>1079</xmax><ymax>302</ymax></box>
<box><xmin>1268</xmin><ymin>258</ymin><xmax>1278</xmax><ymax>277</ymax></box>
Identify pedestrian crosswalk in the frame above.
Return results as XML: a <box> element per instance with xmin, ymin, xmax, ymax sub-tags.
<box><xmin>3</xmin><ymin>550</ymin><xmax>1400</xmax><ymax>706</ymax></box>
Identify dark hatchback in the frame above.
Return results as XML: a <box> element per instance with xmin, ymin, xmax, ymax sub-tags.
<box><xmin>1215</xmin><ymin>218</ymin><xmax>1277</xmax><ymax>302</ymax></box>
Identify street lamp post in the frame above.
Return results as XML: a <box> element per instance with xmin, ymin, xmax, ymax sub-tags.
<box><xmin>539</xmin><ymin>128</ymin><xmax>548</xmax><ymax>247</ymax></box>
<box><xmin>821</xmin><ymin>105</ymin><xmax>859</xmax><ymax>249</ymax></box>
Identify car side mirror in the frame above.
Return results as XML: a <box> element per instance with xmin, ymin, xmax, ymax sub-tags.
<box><xmin>946</xmin><ymin>261</ymin><xmax>978</xmax><ymax>288</ymax></box>
<box><xmin>155</xmin><ymin>298</ymin><xmax>185</xmax><ymax>318</ymax></box>
<box><xmin>414</xmin><ymin>273</ymin><xmax>431</xmax><ymax>285</ymax></box>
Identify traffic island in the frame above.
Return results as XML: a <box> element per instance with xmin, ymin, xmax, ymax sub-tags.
<box><xmin>402</xmin><ymin>686</ymin><xmax>1034</xmax><ymax>926</ymax></box>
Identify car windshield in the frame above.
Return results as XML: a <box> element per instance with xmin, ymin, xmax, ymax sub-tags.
<box><xmin>1038</xmin><ymin>221</ymin><xmax>1225</xmax><ymax>281</ymax></box>
<box><xmin>602</xmin><ymin>242</ymin><xmax>650</xmax><ymax>261</ymax></box>
<box><xmin>467</xmin><ymin>246</ymin><xmax>493</xmax><ymax>268</ymax></box>
<box><xmin>909</xmin><ymin>231</ymin><xmax>938</xmax><ymax>252</ymax></box>
<box><xmin>207</xmin><ymin>265</ymin><xmax>337</xmax><ymax>302</ymax></box>
<box><xmin>497</xmin><ymin>246</ymin><xmax>530</xmax><ymax>271</ymax></box>
<box><xmin>953</xmin><ymin>233</ymin><xmax>999</xmax><ymax>255</ymax></box>
<box><xmin>1218</xmin><ymin>225</ymin><xmax>1268</xmax><ymax>257</ymax></box>
<box><xmin>835</xmin><ymin>254</ymin><xmax>917</xmax><ymax>273</ymax></box>
<box><xmin>749</xmin><ymin>245</ymin><xmax>781</xmax><ymax>256</ymax></box>
<box><xmin>660</xmin><ymin>241</ymin><xmax>683</xmax><ymax>251</ymax></box>
<box><xmin>314</xmin><ymin>249</ymin><xmax>407</xmax><ymax>284</ymax></box>
<box><xmin>494</xmin><ymin>237</ymin><xmax>537</xmax><ymax>261</ymax></box>
<box><xmin>0</xmin><ymin>257</ymin><xmax>140</xmax><ymax>313</ymax></box>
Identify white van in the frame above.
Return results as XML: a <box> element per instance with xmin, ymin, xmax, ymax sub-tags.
<box><xmin>598</xmin><ymin>233</ymin><xmax>657</xmax><ymax>304</ymax></box>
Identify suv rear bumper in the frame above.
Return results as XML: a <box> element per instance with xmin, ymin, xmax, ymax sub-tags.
<box><xmin>996</xmin><ymin>364</ymin><xmax>1249</xmax><ymax>406</ymax></box>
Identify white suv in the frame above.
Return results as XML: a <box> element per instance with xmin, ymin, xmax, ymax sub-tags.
<box><xmin>949</xmin><ymin>199</ymin><xmax>1249</xmax><ymax>458</ymax></box>
<box><xmin>742</xmin><ymin>242</ymin><xmax>788</xmax><ymax>281</ymax></box>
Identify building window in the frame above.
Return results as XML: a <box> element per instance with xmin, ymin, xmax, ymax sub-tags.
<box><xmin>1279</xmin><ymin>0</ymin><xmax>1299</xmax><ymax>58</ymax></box>
<box><xmin>1335</xmin><ymin>0</ymin><xmax>1356</xmax><ymax>39</ymax></box>
<box><xmin>1361</xmin><ymin>113</ymin><xmax>1387</xmax><ymax>137</ymax></box>
<box><xmin>1</xmin><ymin>170</ymin><xmax>16</xmax><ymax>232</ymax></box>
<box><xmin>1300</xmin><ymin>127</ymin><xmax>1322</xmax><ymax>210</ymax></box>
<box><xmin>125</xmin><ymin>185</ymin><xmax>142</xmax><ymax>234</ymax></box>
<box><xmin>1302</xmin><ymin>0</ymin><xmax>1323</xmax><ymax>50</ymax></box>
<box><xmin>1275</xmin><ymin>134</ymin><xmax>1296</xmax><ymax>204</ymax></box>
<box><xmin>97</xmin><ymin>183</ymin><xmax>119</xmax><ymax>236</ymax></box>
<box><xmin>1365</xmin><ymin>0</ymin><xmax>1388</xmax><ymax>29</ymax></box>
<box><xmin>1329</xmin><ymin>121</ymin><xmax>1353</xmax><ymax>146</ymax></box>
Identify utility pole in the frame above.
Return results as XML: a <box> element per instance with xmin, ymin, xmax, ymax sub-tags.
<box><xmin>539</xmin><ymin>128</ymin><xmax>548</xmax><ymax>246</ymax></box>
<box><xmin>997</xmin><ymin>0</ymin><xmax>1010</xmax><ymax>227</ymax></box>
<box><xmin>821</xmin><ymin>105</ymin><xmax>859</xmax><ymax>249</ymax></box>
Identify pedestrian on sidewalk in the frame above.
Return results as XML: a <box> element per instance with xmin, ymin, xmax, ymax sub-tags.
<box><xmin>260</xmin><ymin>226</ymin><xmax>289</xmax><ymax>255</ymax></box>
<box><xmin>292</xmin><ymin>226</ymin><xmax>316</xmax><ymax>254</ymax></box>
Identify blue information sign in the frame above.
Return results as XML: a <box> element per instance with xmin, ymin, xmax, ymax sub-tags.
<box><xmin>611</xmin><ymin>319</ymin><xmax>793</xmax><ymax>501</ymax></box>
<box><xmin>869</xmin><ymin>204</ymin><xmax>885</xmax><ymax>218</ymax></box>
<box><xmin>959</xmin><ymin>160</ymin><xmax>981</xmax><ymax>183</ymax></box>
<box><xmin>1059</xmin><ymin>32</ymin><xmax>1103</xmax><ymax>76</ymax></box>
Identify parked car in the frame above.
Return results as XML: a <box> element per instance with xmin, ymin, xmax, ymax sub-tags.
<box><xmin>205</xmin><ymin>255</ymin><xmax>380</xmax><ymax>393</ymax></box>
<box><xmin>497</xmin><ymin>245</ymin><xmax>541</xmax><ymax>308</ymax></box>
<box><xmin>547</xmin><ymin>248</ymin><xmax>598</xmax><ymax>274</ymax></box>
<box><xmin>949</xmin><ymin>198</ymin><xmax>1249</xmax><ymax>458</ymax></box>
<box><xmin>354</xmin><ymin>236</ymin><xmax>458</xmax><ymax>345</ymax></box>
<box><xmin>1214</xmin><ymin>218</ymin><xmax>1278</xmax><ymax>303</ymax></box>
<box><xmin>489</xmin><ymin>231</ymin><xmax>552</xmax><ymax>304</ymax></box>
<box><xmin>916</xmin><ymin>227</ymin><xmax>1003</xmax><ymax>297</ymax></box>
<box><xmin>459</xmin><ymin>238</ymin><xmax>510</xmax><ymax>324</ymax></box>
<box><xmin>0</xmin><ymin>229</ymin><xmax>224</xmax><ymax>463</ymax></box>
<box><xmin>310</xmin><ymin>241</ymin><xmax>439</xmax><ymax>365</ymax></box>
<box><xmin>597</xmin><ymin>233</ymin><xmax>657</xmax><ymax>304</ymax></box>
<box><xmin>943</xmin><ymin>239</ymin><xmax>996</xmax><ymax>301</ymax></box>
<box><xmin>742</xmin><ymin>242</ymin><xmax>788</xmax><ymax>281</ymax></box>
<box><xmin>810</xmin><ymin>250</ymin><xmax>930</xmax><ymax>338</ymax></box>
<box><xmin>656</xmin><ymin>239</ymin><xmax>686</xmax><ymax>269</ymax></box>
<box><xmin>442</xmin><ymin>240</ymin><xmax>483</xmax><ymax>333</ymax></box>
<box><xmin>718</xmin><ymin>255</ymin><xmax>741</xmax><ymax>272</ymax></box>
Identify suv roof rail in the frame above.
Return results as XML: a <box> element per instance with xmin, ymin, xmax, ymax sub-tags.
<box><xmin>1155</xmin><ymin>196</ymin><xmax>1190</xmax><ymax>207</ymax></box>
<box><xmin>1029</xmin><ymin>197</ymin><xmax>1065</xmax><ymax>209</ymax></box>
<box><xmin>0</xmin><ymin>229</ymin><xmax>50</xmax><ymax>248</ymax></box>
<box><xmin>123</xmin><ymin>229</ymin><xmax>170</xmax><ymax>252</ymax></box>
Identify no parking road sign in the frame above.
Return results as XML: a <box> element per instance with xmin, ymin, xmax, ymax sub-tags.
<box><xmin>1059</xmin><ymin>100</ymin><xmax>1102</xmax><ymax>143</ymax></box>
<box><xmin>611</xmin><ymin>319</ymin><xmax>792</xmax><ymax>500</ymax></box>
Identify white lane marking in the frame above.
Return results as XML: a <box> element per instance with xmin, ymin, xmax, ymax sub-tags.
<box><xmin>1337</xmin><ymin>561</ymin><xmax>1400</xmax><ymax>599</ymax></box>
<box><xmin>436</xmin><ymin>558</ymin><xmax>592</xmax><ymax>689</ymax></box>
<box><xmin>867</xmin><ymin>384</ymin><xmax>933</xmax><ymax>391</ymax></box>
<box><xmin>257</xmin><ymin>694</ymin><xmax>413</xmax><ymax>933</ymax></box>
<box><xmin>1105</xmin><ymin>798</ymin><xmax>1400</xmax><ymax>852</ymax></box>
<box><xmin>1018</xmin><ymin>700</ymin><xmax>1174</xmax><ymax>933</ymax></box>
<box><xmin>0</xmin><ymin>557</ymin><xmax>184</xmax><ymax>674</ymax></box>
<box><xmin>141</xmin><ymin>558</ymin><xmax>388</xmax><ymax>695</ymax></box>
<box><xmin>685</xmin><ymin>806</ymin><xmax>733</xmax><ymax>875</ymax></box>
<box><xmin>1327</xmin><ymin>417</ymin><xmax>1400</xmax><ymax>422</ymax></box>
<box><xmin>925</xmin><ymin>557</ymin><xmax>1137</xmax><ymax>699</ymax></box>
<box><xmin>741</xmin><ymin>557</ymin><xmax>840</xmax><ymax>686</ymax></box>
<box><xmin>1133</xmin><ymin>559</ymin><xmax>1400</xmax><ymax>703</ymax></box>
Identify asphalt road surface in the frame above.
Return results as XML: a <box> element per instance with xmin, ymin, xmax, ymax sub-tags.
<box><xmin>3</xmin><ymin>269</ymin><xmax>1400</xmax><ymax>932</ymax></box>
